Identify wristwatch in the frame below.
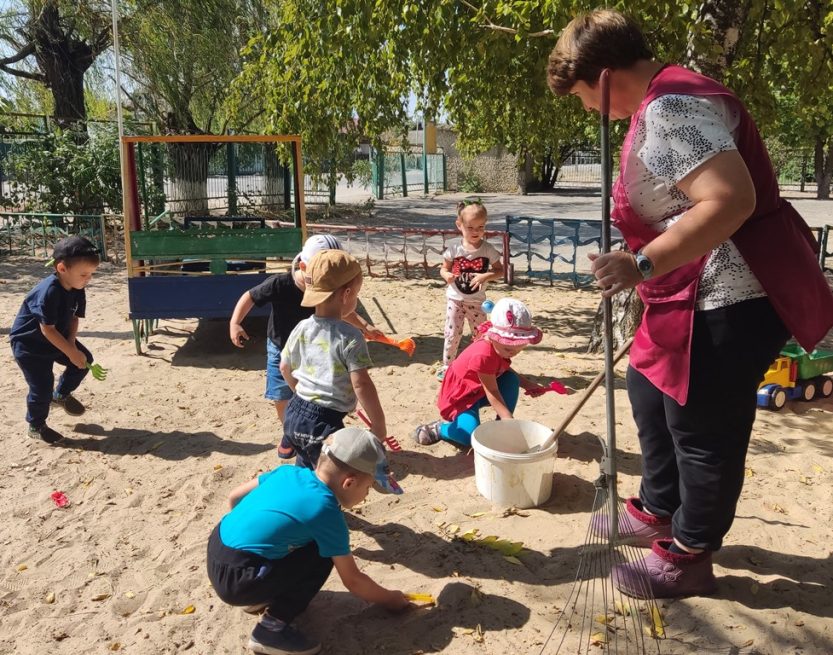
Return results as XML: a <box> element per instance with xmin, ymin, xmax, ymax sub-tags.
<box><xmin>634</xmin><ymin>250</ymin><xmax>654</xmax><ymax>280</ymax></box>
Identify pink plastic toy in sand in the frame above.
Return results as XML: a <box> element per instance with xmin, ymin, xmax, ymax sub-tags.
<box><xmin>50</xmin><ymin>491</ymin><xmax>69</xmax><ymax>508</ymax></box>
<box><xmin>525</xmin><ymin>380</ymin><xmax>569</xmax><ymax>397</ymax></box>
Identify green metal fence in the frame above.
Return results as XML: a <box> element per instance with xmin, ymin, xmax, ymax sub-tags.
<box><xmin>370</xmin><ymin>148</ymin><xmax>446</xmax><ymax>199</ymax></box>
<box><xmin>0</xmin><ymin>212</ymin><xmax>123</xmax><ymax>260</ymax></box>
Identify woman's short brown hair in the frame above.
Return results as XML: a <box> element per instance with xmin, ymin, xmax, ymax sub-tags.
<box><xmin>547</xmin><ymin>9</ymin><xmax>653</xmax><ymax>96</ymax></box>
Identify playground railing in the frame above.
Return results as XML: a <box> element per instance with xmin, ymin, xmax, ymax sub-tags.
<box><xmin>506</xmin><ymin>215</ymin><xmax>623</xmax><ymax>287</ymax></box>
<box><xmin>299</xmin><ymin>222</ymin><xmax>508</xmax><ymax>282</ymax></box>
<box><xmin>0</xmin><ymin>211</ymin><xmax>124</xmax><ymax>261</ymax></box>
<box><xmin>812</xmin><ymin>225</ymin><xmax>833</xmax><ymax>274</ymax></box>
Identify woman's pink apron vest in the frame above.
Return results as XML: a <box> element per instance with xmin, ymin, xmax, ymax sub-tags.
<box><xmin>612</xmin><ymin>65</ymin><xmax>833</xmax><ymax>405</ymax></box>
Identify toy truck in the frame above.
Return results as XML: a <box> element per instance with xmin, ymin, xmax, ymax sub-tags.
<box><xmin>757</xmin><ymin>342</ymin><xmax>833</xmax><ymax>411</ymax></box>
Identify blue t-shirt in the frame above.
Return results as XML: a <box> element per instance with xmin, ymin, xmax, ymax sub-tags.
<box><xmin>10</xmin><ymin>273</ymin><xmax>86</xmax><ymax>356</ymax></box>
<box><xmin>219</xmin><ymin>466</ymin><xmax>350</xmax><ymax>560</ymax></box>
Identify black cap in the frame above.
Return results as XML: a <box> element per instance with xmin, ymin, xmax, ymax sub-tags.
<box><xmin>52</xmin><ymin>236</ymin><xmax>99</xmax><ymax>262</ymax></box>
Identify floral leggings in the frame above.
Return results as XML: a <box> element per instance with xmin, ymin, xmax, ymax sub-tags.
<box><xmin>443</xmin><ymin>298</ymin><xmax>486</xmax><ymax>366</ymax></box>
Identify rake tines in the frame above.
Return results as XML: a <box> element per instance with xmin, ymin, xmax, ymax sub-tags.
<box><xmin>540</xmin><ymin>478</ymin><xmax>665</xmax><ymax>655</ymax></box>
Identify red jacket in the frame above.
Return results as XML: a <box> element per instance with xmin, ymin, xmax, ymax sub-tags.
<box><xmin>612</xmin><ymin>65</ymin><xmax>833</xmax><ymax>404</ymax></box>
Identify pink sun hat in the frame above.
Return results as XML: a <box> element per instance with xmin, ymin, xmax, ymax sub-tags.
<box><xmin>479</xmin><ymin>297</ymin><xmax>543</xmax><ymax>346</ymax></box>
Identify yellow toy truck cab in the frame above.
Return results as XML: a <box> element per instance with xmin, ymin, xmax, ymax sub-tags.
<box><xmin>760</xmin><ymin>356</ymin><xmax>796</xmax><ymax>390</ymax></box>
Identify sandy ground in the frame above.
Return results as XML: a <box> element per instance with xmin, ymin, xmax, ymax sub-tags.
<box><xmin>1</xmin><ymin>255</ymin><xmax>832</xmax><ymax>655</ymax></box>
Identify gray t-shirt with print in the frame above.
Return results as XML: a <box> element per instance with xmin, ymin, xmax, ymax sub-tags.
<box><xmin>281</xmin><ymin>315</ymin><xmax>372</xmax><ymax>412</ymax></box>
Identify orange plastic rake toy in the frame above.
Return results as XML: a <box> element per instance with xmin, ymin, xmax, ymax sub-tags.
<box><xmin>367</xmin><ymin>333</ymin><xmax>416</xmax><ymax>357</ymax></box>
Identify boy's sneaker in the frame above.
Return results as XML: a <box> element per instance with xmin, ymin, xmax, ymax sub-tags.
<box><xmin>52</xmin><ymin>392</ymin><xmax>85</xmax><ymax>416</ymax></box>
<box><xmin>248</xmin><ymin>620</ymin><xmax>321</xmax><ymax>655</ymax></box>
<box><xmin>277</xmin><ymin>436</ymin><xmax>296</xmax><ymax>460</ymax></box>
<box><xmin>28</xmin><ymin>424</ymin><xmax>64</xmax><ymax>444</ymax></box>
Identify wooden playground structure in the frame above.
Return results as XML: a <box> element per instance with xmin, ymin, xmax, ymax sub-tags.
<box><xmin>121</xmin><ymin>134</ymin><xmax>307</xmax><ymax>354</ymax></box>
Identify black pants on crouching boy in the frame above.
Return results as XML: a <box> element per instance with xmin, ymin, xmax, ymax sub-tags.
<box><xmin>207</xmin><ymin>525</ymin><xmax>332</xmax><ymax>622</ymax></box>
<box><xmin>628</xmin><ymin>297</ymin><xmax>789</xmax><ymax>552</ymax></box>
<box><xmin>283</xmin><ymin>394</ymin><xmax>347</xmax><ymax>469</ymax></box>
<box><xmin>13</xmin><ymin>341</ymin><xmax>93</xmax><ymax>427</ymax></box>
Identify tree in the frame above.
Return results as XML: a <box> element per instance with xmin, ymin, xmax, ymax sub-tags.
<box><xmin>0</xmin><ymin>1</ymin><xmax>111</xmax><ymax>128</ymax></box>
<box><xmin>119</xmin><ymin>0</ymin><xmax>263</xmax><ymax>213</ymax></box>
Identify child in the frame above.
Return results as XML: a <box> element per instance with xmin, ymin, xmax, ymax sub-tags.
<box><xmin>438</xmin><ymin>199</ymin><xmax>504</xmax><ymax>379</ymax></box>
<box><xmin>9</xmin><ymin>235</ymin><xmax>100</xmax><ymax>444</ymax></box>
<box><xmin>207</xmin><ymin>427</ymin><xmax>410</xmax><ymax>655</ymax></box>
<box><xmin>280</xmin><ymin>250</ymin><xmax>387</xmax><ymax>468</ymax></box>
<box><xmin>229</xmin><ymin>234</ymin><xmax>381</xmax><ymax>425</ymax></box>
<box><xmin>413</xmin><ymin>297</ymin><xmax>547</xmax><ymax>447</ymax></box>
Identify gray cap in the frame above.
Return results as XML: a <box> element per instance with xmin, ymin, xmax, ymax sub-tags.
<box><xmin>322</xmin><ymin>427</ymin><xmax>402</xmax><ymax>494</ymax></box>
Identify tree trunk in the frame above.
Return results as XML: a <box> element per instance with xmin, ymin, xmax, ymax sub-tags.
<box><xmin>262</xmin><ymin>143</ymin><xmax>284</xmax><ymax>213</ymax></box>
<box><xmin>814</xmin><ymin>136</ymin><xmax>833</xmax><ymax>200</ymax></box>
<box><xmin>587</xmin><ymin>289</ymin><xmax>644</xmax><ymax>354</ymax></box>
<box><xmin>166</xmin><ymin>142</ymin><xmax>216</xmax><ymax>216</ymax></box>
<box><xmin>685</xmin><ymin>0</ymin><xmax>752</xmax><ymax>80</ymax></box>
<box><xmin>30</xmin><ymin>4</ymin><xmax>105</xmax><ymax>130</ymax></box>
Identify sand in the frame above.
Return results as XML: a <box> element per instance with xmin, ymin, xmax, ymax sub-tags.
<box><xmin>1</xmin><ymin>255</ymin><xmax>832</xmax><ymax>655</ymax></box>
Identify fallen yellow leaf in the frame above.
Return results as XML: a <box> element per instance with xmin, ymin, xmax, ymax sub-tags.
<box><xmin>491</xmin><ymin>539</ymin><xmax>524</xmax><ymax>556</ymax></box>
<box><xmin>181</xmin><ymin>604</ymin><xmax>196</xmax><ymax>614</ymax></box>
<box><xmin>447</xmin><ymin>524</ymin><xmax>460</xmax><ymax>534</ymax></box>
<box><xmin>213</xmin><ymin>464</ymin><xmax>223</xmax><ymax>471</ymax></box>
<box><xmin>465</xmin><ymin>511</ymin><xmax>487</xmax><ymax>518</ymax></box>
<box><xmin>92</xmin><ymin>593</ymin><xmax>111</xmax><ymax>601</ymax></box>
<box><xmin>614</xmin><ymin>600</ymin><xmax>631</xmax><ymax>616</ymax></box>
<box><xmin>649</xmin><ymin>603</ymin><xmax>666</xmax><ymax>638</ymax></box>
<box><xmin>590</xmin><ymin>631</ymin><xmax>608</xmax><ymax>645</ymax></box>
<box><xmin>405</xmin><ymin>593</ymin><xmax>436</xmax><ymax>605</ymax></box>
<box><xmin>503</xmin><ymin>555</ymin><xmax>523</xmax><ymax>565</ymax></box>
<box><xmin>431</xmin><ymin>506</ymin><xmax>445</xmax><ymax>512</ymax></box>
<box><xmin>812</xmin><ymin>464</ymin><xmax>824</xmax><ymax>474</ymax></box>
<box><xmin>744</xmin><ymin>468</ymin><xmax>755</xmax><ymax>478</ymax></box>
<box><xmin>595</xmin><ymin>614</ymin><xmax>614</xmax><ymax>625</ymax></box>
<box><xmin>460</xmin><ymin>529</ymin><xmax>479</xmax><ymax>541</ymax></box>
<box><xmin>16</xmin><ymin>564</ymin><xmax>27</xmax><ymax>572</ymax></box>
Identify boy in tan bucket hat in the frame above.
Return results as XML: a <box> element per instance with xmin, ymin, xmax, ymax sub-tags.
<box><xmin>280</xmin><ymin>250</ymin><xmax>390</xmax><ymax>472</ymax></box>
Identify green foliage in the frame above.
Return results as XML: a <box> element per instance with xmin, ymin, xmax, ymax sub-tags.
<box><xmin>350</xmin><ymin>159</ymin><xmax>373</xmax><ymax>188</ymax></box>
<box><xmin>1</xmin><ymin>127</ymin><xmax>121</xmax><ymax>213</ymax></box>
<box><xmin>120</xmin><ymin>0</ymin><xmax>258</xmax><ymax>133</ymax></box>
<box><xmin>458</xmin><ymin>164</ymin><xmax>484</xmax><ymax>193</ymax></box>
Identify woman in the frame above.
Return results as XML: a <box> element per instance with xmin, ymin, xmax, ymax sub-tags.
<box><xmin>547</xmin><ymin>10</ymin><xmax>833</xmax><ymax>599</ymax></box>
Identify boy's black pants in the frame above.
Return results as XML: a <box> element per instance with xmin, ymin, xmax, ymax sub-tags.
<box><xmin>628</xmin><ymin>297</ymin><xmax>789</xmax><ymax>552</ymax></box>
<box><xmin>283</xmin><ymin>395</ymin><xmax>347</xmax><ymax>469</ymax></box>
<box><xmin>207</xmin><ymin>525</ymin><xmax>333</xmax><ymax>623</ymax></box>
<box><xmin>13</xmin><ymin>341</ymin><xmax>93</xmax><ymax>427</ymax></box>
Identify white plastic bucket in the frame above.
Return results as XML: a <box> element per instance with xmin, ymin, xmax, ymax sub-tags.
<box><xmin>470</xmin><ymin>419</ymin><xmax>557</xmax><ymax>509</ymax></box>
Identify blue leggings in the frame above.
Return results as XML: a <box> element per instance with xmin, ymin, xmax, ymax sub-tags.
<box><xmin>439</xmin><ymin>371</ymin><xmax>519</xmax><ymax>447</ymax></box>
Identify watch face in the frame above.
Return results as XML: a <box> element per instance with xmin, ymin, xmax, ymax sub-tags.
<box><xmin>637</xmin><ymin>255</ymin><xmax>652</xmax><ymax>275</ymax></box>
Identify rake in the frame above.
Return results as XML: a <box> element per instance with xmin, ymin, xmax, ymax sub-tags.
<box><xmin>367</xmin><ymin>332</ymin><xmax>417</xmax><ymax>357</ymax></box>
<box><xmin>539</xmin><ymin>69</ymin><xmax>665</xmax><ymax>655</ymax></box>
<box><xmin>86</xmin><ymin>362</ymin><xmax>108</xmax><ymax>381</ymax></box>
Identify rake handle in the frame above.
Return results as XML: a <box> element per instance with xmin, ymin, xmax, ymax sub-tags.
<box><xmin>550</xmin><ymin>337</ymin><xmax>633</xmax><ymax>442</ymax></box>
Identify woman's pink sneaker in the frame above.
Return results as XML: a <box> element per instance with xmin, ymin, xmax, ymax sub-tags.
<box><xmin>591</xmin><ymin>497</ymin><xmax>672</xmax><ymax>547</ymax></box>
<box><xmin>612</xmin><ymin>539</ymin><xmax>718</xmax><ymax>599</ymax></box>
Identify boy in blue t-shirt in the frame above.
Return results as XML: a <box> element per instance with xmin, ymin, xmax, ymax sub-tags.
<box><xmin>9</xmin><ymin>236</ymin><xmax>100</xmax><ymax>444</ymax></box>
<box><xmin>207</xmin><ymin>427</ymin><xmax>410</xmax><ymax>655</ymax></box>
